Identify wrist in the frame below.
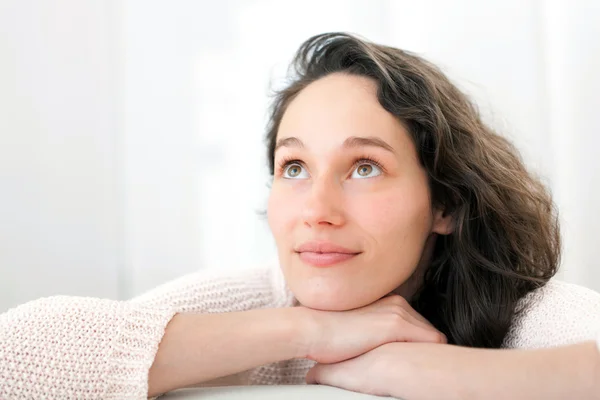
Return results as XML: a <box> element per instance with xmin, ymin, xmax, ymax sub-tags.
<box><xmin>280</xmin><ymin>306</ymin><xmax>317</xmax><ymax>360</ymax></box>
<box><xmin>380</xmin><ymin>343</ymin><xmax>475</xmax><ymax>400</ymax></box>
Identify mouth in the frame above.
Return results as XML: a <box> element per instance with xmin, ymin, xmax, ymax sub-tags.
<box><xmin>294</xmin><ymin>241</ymin><xmax>361</xmax><ymax>268</ymax></box>
<box><xmin>297</xmin><ymin>251</ymin><xmax>360</xmax><ymax>267</ymax></box>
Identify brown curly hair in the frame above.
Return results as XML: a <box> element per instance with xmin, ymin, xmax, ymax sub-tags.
<box><xmin>265</xmin><ymin>33</ymin><xmax>561</xmax><ymax>348</ymax></box>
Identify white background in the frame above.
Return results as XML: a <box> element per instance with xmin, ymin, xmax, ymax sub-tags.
<box><xmin>1</xmin><ymin>0</ymin><xmax>599</xmax><ymax>311</ymax></box>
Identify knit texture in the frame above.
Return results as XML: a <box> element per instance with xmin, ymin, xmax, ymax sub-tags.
<box><xmin>1</xmin><ymin>265</ymin><xmax>599</xmax><ymax>399</ymax></box>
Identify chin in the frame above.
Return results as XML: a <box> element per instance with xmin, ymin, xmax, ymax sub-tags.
<box><xmin>280</xmin><ymin>260</ymin><xmax>396</xmax><ymax>310</ymax></box>
<box><xmin>292</xmin><ymin>287</ymin><xmax>378</xmax><ymax>311</ymax></box>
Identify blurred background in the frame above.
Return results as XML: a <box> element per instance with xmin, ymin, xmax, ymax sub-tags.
<box><xmin>1</xmin><ymin>0</ymin><xmax>599</xmax><ymax>312</ymax></box>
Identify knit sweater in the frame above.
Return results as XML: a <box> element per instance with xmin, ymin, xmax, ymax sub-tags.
<box><xmin>1</xmin><ymin>265</ymin><xmax>599</xmax><ymax>400</ymax></box>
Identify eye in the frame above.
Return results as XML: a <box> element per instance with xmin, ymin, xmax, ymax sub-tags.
<box><xmin>351</xmin><ymin>162</ymin><xmax>382</xmax><ymax>179</ymax></box>
<box><xmin>283</xmin><ymin>163</ymin><xmax>310</xmax><ymax>179</ymax></box>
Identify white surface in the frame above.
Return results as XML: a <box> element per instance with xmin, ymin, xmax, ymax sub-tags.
<box><xmin>1</xmin><ymin>0</ymin><xmax>600</xmax><ymax>311</ymax></box>
<box><xmin>163</xmin><ymin>386</ymin><xmax>389</xmax><ymax>400</ymax></box>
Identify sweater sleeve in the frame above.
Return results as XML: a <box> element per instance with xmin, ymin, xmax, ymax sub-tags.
<box><xmin>503</xmin><ymin>280</ymin><xmax>600</xmax><ymax>349</ymax></box>
<box><xmin>0</xmin><ymin>266</ymin><xmax>284</xmax><ymax>400</ymax></box>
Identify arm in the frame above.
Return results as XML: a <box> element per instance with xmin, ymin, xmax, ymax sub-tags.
<box><xmin>308</xmin><ymin>281</ymin><xmax>600</xmax><ymax>399</ymax></box>
<box><xmin>148</xmin><ymin>307</ymin><xmax>306</xmax><ymax>396</ymax></box>
<box><xmin>462</xmin><ymin>340</ymin><xmax>600</xmax><ymax>399</ymax></box>
<box><xmin>0</xmin><ymin>266</ymin><xmax>291</xmax><ymax>399</ymax></box>
<box><xmin>0</xmin><ymin>296</ymin><xmax>175</xmax><ymax>400</ymax></box>
<box><xmin>382</xmin><ymin>340</ymin><xmax>600</xmax><ymax>400</ymax></box>
<box><xmin>306</xmin><ymin>340</ymin><xmax>600</xmax><ymax>400</ymax></box>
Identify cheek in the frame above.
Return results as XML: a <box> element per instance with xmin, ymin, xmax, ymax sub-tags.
<box><xmin>353</xmin><ymin>185</ymin><xmax>433</xmax><ymax>249</ymax></box>
<box><xmin>267</xmin><ymin>186</ymin><xmax>295</xmax><ymax>240</ymax></box>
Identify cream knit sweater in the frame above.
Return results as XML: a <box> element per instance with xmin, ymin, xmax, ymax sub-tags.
<box><xmin>1</xmin><ymin>265</ymin><xmax>599</xmax><ymax>400</ymax></box>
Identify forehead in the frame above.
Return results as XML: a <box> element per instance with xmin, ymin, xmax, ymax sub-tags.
<box><xmin>278</xmin><ymin>73</ymin><xmax>410</xmax><ymax>152</ymax></box>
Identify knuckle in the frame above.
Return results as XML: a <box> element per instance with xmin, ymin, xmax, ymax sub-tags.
<box><xmin>388</xmin><ymin>311</ymin><xmax>407</xmax><ymax>327</ymax></box>
<box><xmin>386</xmin><ymin>294</ymin><xmax>408</xmax><ymax>308</ymax></box>
<box><xmin>428</xmin><ymin>330</ymin><xmax>446</xmax><ymax>343</ymax></box>
<box><xmin>438</xmin><ymin>332</ymin><xmax>448</xmax><ymax>344</ymax></box>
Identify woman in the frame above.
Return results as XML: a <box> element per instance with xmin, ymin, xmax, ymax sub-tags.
<box><xmin>1</xmin><ymin>33</ymin><xmax>599</xmax><ymax>400</ymax></box>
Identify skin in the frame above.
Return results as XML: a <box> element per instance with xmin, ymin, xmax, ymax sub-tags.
<box><xmin>306</xmin><ymin>341</ymin><xmax>600</xmax><ymax>400</ymax></box>
<box><xmin>268</xmin><ymin>72</ymin><xmax>452</xmax><ymax>311</ymax></box>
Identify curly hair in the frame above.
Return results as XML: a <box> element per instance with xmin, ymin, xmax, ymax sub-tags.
<box><xmin>265</xmin><ymin>32</ymin><xmax>561</xmax><ymax>348</ymax></box>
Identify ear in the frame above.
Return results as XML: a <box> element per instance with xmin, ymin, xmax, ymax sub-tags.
<box><xmin>432</xmin><ymin>208</ymin><xmax>454</xmax><ymax>235</ymax></box>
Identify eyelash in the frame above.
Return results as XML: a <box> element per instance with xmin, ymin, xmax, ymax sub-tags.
<box><xmin>276</xmin><ymin>155</ymin><xmax>385</xmax><ymax>176</ymax></box>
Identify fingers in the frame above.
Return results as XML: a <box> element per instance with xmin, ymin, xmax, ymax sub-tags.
<box><xmin>379</xmin><ymin>294</ymin><xmax>428</xmax><ymax>324</ymax></box>
<box><xmin>378</xmin><ymin>295</ymin><xmax>447</xmax><ymax>344</ymax></box>
<box><xmin>306</xmin><ymin>362</ymin><xmax>349</xmax><ymax>387</ymax></box>
<box><xmin>305</xmin><ymin>364</ymin><xmax>320</xmax><ymax>384</ymax></box>
<box><xmin>380</xmin><ymin>314</ymin><xmax>445</xmax><ymax>343</ymax></box>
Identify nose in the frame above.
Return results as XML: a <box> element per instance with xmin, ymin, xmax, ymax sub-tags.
<box><xmin>301</xmin><ymin>178</ymin><xmax>345</xmax><ymax>228</ymax></box>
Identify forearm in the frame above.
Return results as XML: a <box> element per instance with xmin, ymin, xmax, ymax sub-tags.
<box><xmin>384</xmin><ymin>341</ymin><xmax>600</xmax><ymax>400</ymax></box>
<box><xmin>148</xmin><ymin>307</ymin><xmax>307</xmax><ymax>397</ymax></box>
<box><xmin>465</xmin><ymin>341</ymin><xmax>600</xmax><ymax>400</ymax></box>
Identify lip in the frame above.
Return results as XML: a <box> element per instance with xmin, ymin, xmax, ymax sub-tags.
<box><xmin>295</xmin><ymin>241</ymin><xmax>359</xmax><ymax>254</ymax></box>
<box><xmin>295</xmin><ymin>241</ymin><xmax>361</xmax><ymax>267</ymax></box>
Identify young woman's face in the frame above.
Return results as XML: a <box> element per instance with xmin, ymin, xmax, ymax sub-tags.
<box><xmin>268</xmin><ymin>73</ymin><xmax>452</xmax><ymax>311</ymax></box>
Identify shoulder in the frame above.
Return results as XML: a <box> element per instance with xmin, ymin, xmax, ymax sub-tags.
<box><xmin>130</xmin><ymin>262</ymin><xmax>296</xmax><ymax>313</ymax></box>
<box><xmin>503</xmin><ymin>280</ymin><xmax>600</xmax><ymax>349</ymax></box>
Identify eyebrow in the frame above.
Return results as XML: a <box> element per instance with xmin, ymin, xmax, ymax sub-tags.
<box><xmin>274</xmin><ymin>136</ymin><xmax>396</xmax><ymax>154</ymax></box>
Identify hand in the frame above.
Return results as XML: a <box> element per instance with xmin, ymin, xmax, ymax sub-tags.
<box><xmin>298</xmin><ymin>294</ymin><xmax>446</xmax><ymax>364</ymax></box>
<box><xmin>306</xmin><ymin>342</ymin><xmax>460</xmax><ymax>400</ymax></box>
<box><xmin>306</xmin><ymin>343</ymin><xmax>396</xmax><ymax>397</ymax></box>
